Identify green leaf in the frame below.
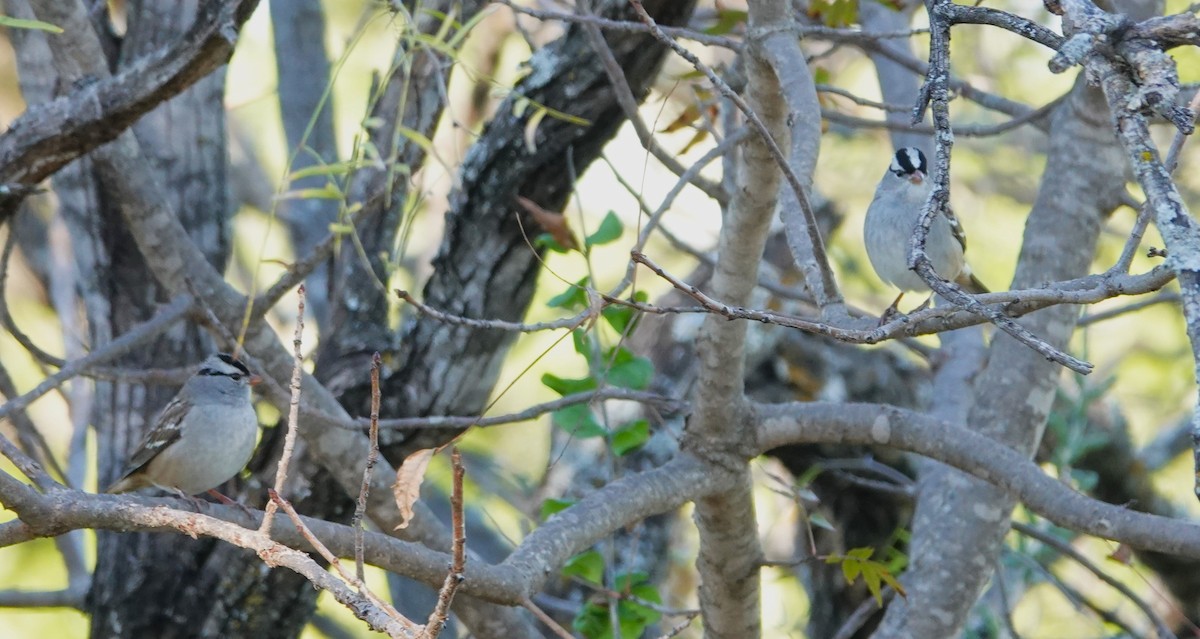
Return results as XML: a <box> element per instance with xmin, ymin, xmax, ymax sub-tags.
<box><xmin>847</xmin><ymin>547</ymin><xmax>875</xmax><ymax>560</ymax></box>
<box><xmin>562</xmin><ymin>550</ymin><xmax>604</xmax><ymax>585</ymax></box>
<box><xmin>0</xmin><ymin>16</ymin><xmax>63</xmax><ymax>33</ymax></box>
<box><xmin>841</xmin><ymin>556</ymin><xmax>861</xmax><ymax>583</ymax></box>
<box><xmin>278</xmin><ymin>185</ymin><xmax>344</xmax><ymax>200</ymax></box>
<box><xmin>601</xmin><ymin>306</ymin><xmax>635</xmax><ymax>335</ymax></box>
<box><xmin>534</xmin><ymin>232</ymin><xmax>571</xmax><ymax>254</ymax></box>
<box><xmin>614</xmin><ymin>571</ymin><xmax>650</xmax><ymax>591</ymax></box>
<box><xmin>607</xmin><ymin>353</ymin><xmax>654</xmax><ymax>390</ymax></box>
<box><xmin>552</xmin><ymin>404</ymin><xmax>607</xmax><ymax>438</ymax></box>
<box><xmin>287</xmin><ymin>160</ymin><xmax>367</xmax><ymax>181</ymax></box>
<box><xmin>539</xmin><ymin>497</ymin><xmax>575</xmax><ymax>520</ymax></box>
<box><xmin>612</xmin><ymin>420</ymin><xmax>649</xmax><ymax>456</ymax></box>
<box><xmin>572</xmin><ymin>328</ymin><xmax>593</xmax><ymax>356</ymax></box>
<box><xmin>585</xmin><ymin>211</ymin><xmax>623</xmax><ymax>248</ymax></box>
<box><xmin>541</xmin><ymin>372</ymin><xmax>597</xmax><ymax>396</ymax></box>
<box><xmin>703</xmin><ymin>9</ymin><xmax>747</xmax><ymax>35</ymax></box>
<box><xmin>548</xmin><ymin>277</ymin><xmax>589</xmax><ymax>310</ymax></box>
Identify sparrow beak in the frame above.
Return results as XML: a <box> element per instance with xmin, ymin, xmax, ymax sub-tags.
<box><xmin>909</xmin><ymin>171</ymin><xmax>925</xmax><ymax>185</ymax></box>
<box><xmin>249</xmin><ymin>375</ymin><xmax>263</xmax><ymax>387</ymax></box>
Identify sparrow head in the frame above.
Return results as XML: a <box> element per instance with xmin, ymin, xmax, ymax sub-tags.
<box><xmin>889</xmin><ymin>147</ymin><xmax>927</xmax><ymax>186</ymax></box>
<box><xmin>197</xmin><ymin>353</ymin><xmax>259</xmax><ymax>387</ymax></box>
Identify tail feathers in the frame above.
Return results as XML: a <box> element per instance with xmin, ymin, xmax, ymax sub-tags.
<box><xmin>104</xmin><ymin>474</ymin><xmax>147</xmax><ymax>494</ymax></box>
<box><xmin>954</xmin><ymin>267</ymin><xmax>990</xmax><ymax>295</ymax></box>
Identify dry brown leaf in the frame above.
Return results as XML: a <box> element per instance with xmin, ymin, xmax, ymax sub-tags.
<box><xmin>516</xmin><ymin>195</ymin><xmax>579</xmax><ymax>250</ymax></box>
<box><xmin>392</xmin><ymin>448</ymin><xmax>435</xmax><ymax>530</ymax></box>
<box><xmin>1107</xmin><ymin>542</ymin><xmax>1133</xmax><ymax>565</ymax></box>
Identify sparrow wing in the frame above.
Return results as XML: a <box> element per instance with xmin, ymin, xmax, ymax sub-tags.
<box><xmin>943</xmin><ymin>203</ymin><xmax>968</xmax><ymax>253</ymax></box>
<box><xmin>116</xmin><ymin>396</ymin><xmax>188</xmax><ymax>478</ymax></box>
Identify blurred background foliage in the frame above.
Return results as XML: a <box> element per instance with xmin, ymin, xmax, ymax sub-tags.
<box><xmin>0</xmin><ymin>0</ymin><xmax>1197</xmax><ymax>636</ymax></box>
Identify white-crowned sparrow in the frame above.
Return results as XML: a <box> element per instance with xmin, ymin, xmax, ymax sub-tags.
<box><xmin>105</xmin><ymin>353</ymin><xmax>260</xmax><ymax>496</ymax></box>
<box><xmin>863</xmin><ymin>147</ymin><xmax>988</xmax><ymax>311</ymax></box>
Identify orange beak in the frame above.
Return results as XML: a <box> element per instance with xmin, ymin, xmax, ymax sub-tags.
<box><xmin>249</xmin><ymin>375</ymin><xmax>263</xmax><ymax>387</ymax></box>
<box><xmin>909</xmin><ymin>171</ymin><xmax>925</xmax><ymax>185</ymax></box>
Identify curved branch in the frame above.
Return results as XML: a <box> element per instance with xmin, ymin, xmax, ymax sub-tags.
<box><xmin>0</xmin><ymin>0</ymin><xmax>258</xmax><ymax>196</ymax></box>
<box><xmin>754</xmin><ymin>402</ymin><xmax>1200</xmax><ymax>559</ymax></box>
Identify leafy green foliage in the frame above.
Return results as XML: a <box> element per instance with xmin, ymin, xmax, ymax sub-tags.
<box><xmin>826</xmin><ymin>547</ymin><xmax>906</xmax><ymax>606</ymax></box>
<box><xmin>552</xmin><ymin>403</ymin><xmax>608</xmax><ymax>439</ymax></box>
<box><xmin>548</xmin><ymin>278</ymin><xmax>590</xmax><ymax>309</ymax></box>
<box><xmin>1044</xmin><ymin>375</ymin><xmax>1117</xmax><ymax>492</ymax></box>
<box><xmin>0</xmin><ymin>16</ymin><xmax>62</xmax><ymax>33</ymax></box>
<box><xmin>539</xmin><ymin>498</ymin><xmax>577</xmax><ymax>520</ymax></box>
<box><xmin>541</xmin><ymin>372</ymin><xmax>597</xmax><ymax>396</ymax></box>
<box><xmin>570</xmin><ymin>571</ymin><xmax>663</xmax><ymax>639</ymax></box>
<box><xmin>601</xmin><ymin>290</ymin><xmax>648</xmax><ymax>335</ymax></box>
<box><xmin>585</xmin><ymin>211</ymin><xmax>624</xmax><ymax>249</ymax></box>
<box><xmin>562</xmin><ymin>550</ymin><xmax>605</xmax><ymax>585</ymax></box>
<box><xmin>702</xmin><ymin>9</ymin><xmax>747</xmax><ymax>35</ymax></box>
<box><xmin>604</xmin><ymin>347</ymin><xmax>654</xmax><ymax>390</ymax></box>
<box><xmin>612</xmin><ymin>420</ymin><xmax>650</xmax><ymax>456</ymax></box>
<box><xmin>807</xmin><ymin>0</ymin><xmax>858</xmax><ymax>27</ymax></box>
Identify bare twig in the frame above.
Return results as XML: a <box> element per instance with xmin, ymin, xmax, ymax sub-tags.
<box><xmin>991</xmin><ymin>560</ymin><xmax>1025</xmax><ymax>639</ymax></box>
<box><xmin>396</xmin><ymin>289</ymin><xmax>589</xmax><ymax>332</ymax></box>
<box><xmin>831</xmin><ymin>587</ymin><xmax>895</xmax><ymax>639</ymax></box>
<box><xmin>580</xmin><ymin>10</ymin><xmax>726</xmax><ymax>203</ymax></box>
<box><xmin>822</xmin><ymin>94</ymin><xmax>1059</xmax><ymax>137</ymax></box>
<box><xmin>354</xmin><ymin>352</ymin><xmax>383</xmax><ymax>587</ymax></box>
<box><xmin>656</xmin><ymin>613</ymin><xmax>701</xmax><ymax>638</ymax></box>
<box><xmin>906</xmin><ymin>0</ymin><xmax>1092</xmax><ymax>374</ymax></box>
<box><xmin>0</xmin><ymin>296</ymin><xmax>193</xmax><ymax>424</ymax></box>
<box><xmin>0</xmin><ymin>361</ymin><xmax>67</xmax><ymax>487</ymax></box>
<box><xmin>1012</xmin><ymin>521</ymin><xmax>1175</xmax><ymax>638</ymax></box>
<box><xmin>371</xmin><ymin>387</ymin><xmax>686</xmax><ymax>430</ymax></box>
<box><xmin>0</xmin><ymin>585</ymin><xmax>86</xmax><ymax>609</ymax></box>
<box><xmin>268</xmin><ymin>489</ymin><xmax>418</xmax><ymax>633</ymax></box>
<box><xmin>260</xmin><ymin>285</ymin><xmax>307</xmax><ymax>536</ymax></box>
<box><xmin>1077</xmin><ymin>291</ymin><xmax>1179</xmax><ymax>326</ymax></box>
<box><xmin>627</xmin><ymin>0</ymin><xmax>843</xmax><ymax>310</ymax></box>
<box><xmin>420</xmin><ymin>448</ymin><xmax>466</xmax><ymax>639</ymax></box>
<box><xmin>632</xmin><ymin>250</ymin><xmax>1169</xmax><ymax>347</ymax></box>
<box><xmin>522</xmin><ymin>596</ymin><xmax>576</xmax><ymax>639</ymax></box>
<box><xmin>0</xmin><ymin>232</ymin><xmax>64</xmax><ymax>367</ymax></box>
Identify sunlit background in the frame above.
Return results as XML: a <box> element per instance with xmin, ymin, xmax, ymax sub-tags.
<box><xmin>1</xmin><ymin>0</ymin><xmax>1197</xmax><ymax>636</ymax></box>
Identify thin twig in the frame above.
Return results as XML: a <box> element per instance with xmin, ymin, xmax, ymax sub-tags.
<box><xmin>371</xmin><ymin>387</ymin><xmax>687</xmax><ymax>430</ymax></box>
<box><xmin>655</xmin><ymin>612</ymin><xmax>701</xmax><ymax>638</ymax></box>
<box><xmin>627</xmin><ymin>0</ymin><xmax>843</xmax><ymax>310</ymax></box>
<box><xmin>0</xmin><ymin>296</ymin><xmax>193</xmax><ymax>424</ymax></box>
<box><xmin>522</xmin><ymin>596</ymin><xmax>576</xmax><ymax>639</ymax></box>
<box><xmin>354</xmin><ymin>352</ymin><xmax>383</xmax><ymax>587</ymax></box>
<box><xmin>420</xmin><ymin>448</ymin><xmax>466</xmax><ymax>639</ymax></box>
<box><xmin>1077</xmin><ymin>291</ymin><xmax>1179</xmax><ymax>325</ymax></box>
<box><xmin>0</xmin><ymin>232</ymin><xmax>65</xmax><ymax>368</ymax></box>
<box><xmin>991</xmin><ymin>561</ymin><xmax>1025</xmax><ymax>639</ymax></box>
<box><xmin>579</xmin><ymin>10</ymin><xmax>726</xmax><ymax>203</ymax></box>
<box><xmin>822</xmin><ymin>94</ymin><xmax>1059</xmax><ymax>137</ymax></box>
<box><xmin>269</xmin><ymin>489</ymin><xmax>416</xmax><ymax>631</ymax></box>
<box><xmin>1012</xmin><ymin>521</ymin><xmax>1176</xmax><ymax>638</ymax></box>
<box><xmin>260</xmin><ymin>284</ymin><xmax>306</xmax><ymax>536</ymax></box>
<box><xmin>831</xmin><ymin>587</ymin><xmax>894</xmax><ymax>639</ymax></box>
<box><xmin>396</xmin><ymin>289</ymin><xmax>589</xmax><ymax>332</ymax></box>
<box><xmin>906</xmin><ymin>0</ymin><xmax>1093</xmax><ymax>375</ymax></box>
<box><xmin>632</xmin><ymin>250</ymin><xmax>1169</xmax><ymax>348</ymax></box>
<box><xmin>0</xmin><ymin>361</ymin><xmax>68</xmax><ymax>486</ymax></box>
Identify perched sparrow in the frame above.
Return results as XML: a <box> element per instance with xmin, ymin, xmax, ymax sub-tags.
<box><xmin>105</xmin><ymin>353</ymin><xmax>259</xmax><ymax>497</ymax></box>
<box><xmin>863</xmin><ymin>147</ymin><xmax>988</xmax><ymax>312</ymax></box>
